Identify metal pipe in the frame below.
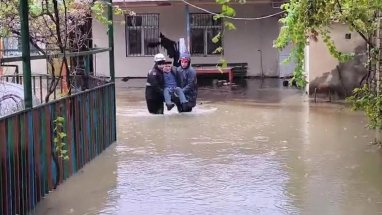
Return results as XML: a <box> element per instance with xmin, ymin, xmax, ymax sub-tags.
<box><xmin>314</xmin><ymin>88</ymin><xmax>317</xmax><ymax>103</ymax></box>
<box><xmin>39</xmin><ymin>76</ymin><xmax>43</xmax><ymax>103</ymax></box>
<box><xmin>33</xmin><ymin>76</ymin><xmax>36</xmax><ymax>94</ymax></box>
<box><xmin>185</xmin><ymin>4</ymin><xmax>190</xmax><ymax>52</ymax></box>
<box><xmin>19</xmin><ymin>0</ymin><xmax>32</xmax><ymax>108</ymax></box>
<box><xmin>0</xmin><ymin>48</ymin><xmax>111</xmax><ymax>63</ymax></box>
<box><xmin>108</xmin><ymin>0</ymin><xmax>117</xmax><ymax>141</ymax></box>
<box><xmin>0</xmin><ymin>64</ymin><xmax>19</xmax><ymax>74</ymax></box>
<box><xmin>258</xmin><ymin>49</ymin><xmax>264</xmax><ymax>78</ymax></box>
<box><xmin>0</xmin><ymin>64</ymin><xmax>19</xmax><ymax>83</ymax></box>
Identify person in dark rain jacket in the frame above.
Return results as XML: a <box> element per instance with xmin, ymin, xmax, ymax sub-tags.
<box><xmin>174</xmin><ymin>52</ymin><xmax>198</xmax><ymax>112</ymax></box>
<box><xmin>145</xmin><ymin>53</ymin><xmax>166</xmax><ymax>114</ymax></box>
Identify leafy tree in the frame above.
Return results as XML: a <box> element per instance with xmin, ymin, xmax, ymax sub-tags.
<box><xmin>274</xmin><ymin>0</ymin><xmax>382</xmax><ymax>129</ymax></box>
<box><xmin>213</xmin><ymin>0</ymin><xmax>246</xmax><ymax>69</ymax></box>
<box><xmin>0</xmin><ymin>0</ymin><xmax>130</xmax><ymax>101</ymax></box>
<box><xmin>215</xmin><ymin>0</ymin><xmax>382</xmax><ymax>129</ymax></box>
<box><xmin>274</xmin><ymin>0</ymin><xmax>382</xmax><ymax>88</ymax></box>
<box><xmin>0</xmin><ymin>0</ymin><xmax>132</xmax><ymax>182</ymax></box>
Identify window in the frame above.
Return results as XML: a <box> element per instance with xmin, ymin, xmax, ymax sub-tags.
<box><xmin>2</xmin><ymin>37</ymin><xmax>39</xmax><ymax>56</ymax></box>
<box><xmin>125</xmin><ymin>14</ymin><xmax>159</xmax><ymax>56</ymax></box>
<box><xmin>190</xmin><ymin>13</ymin><xmax>222</xmax><ymax>56</ymax></box>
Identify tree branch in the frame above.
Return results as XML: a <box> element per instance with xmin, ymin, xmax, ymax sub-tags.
<box><xmin>10</xmin><ymin>29</ymin><xmax>46</xmax><ymax>55</ymax></box>
<box><xmin>335</xmin><ymin>0</ymin><xmax>374</xmax><ymax>48</ymax></box>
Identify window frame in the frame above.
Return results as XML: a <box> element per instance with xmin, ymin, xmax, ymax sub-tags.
<box><xmin>2</xmin><ymin>37</ymin><xmax>39</xmax><ymax>57</ymax></box>
<box><xmin>125</xmin><ymin>13</ymin><xmax>160</xmax><ymax>57</ymax></box>
<box><xmin>190</xmin><ymin>13</ymin><xmax>223</xmax><ymax>57</ymax></box>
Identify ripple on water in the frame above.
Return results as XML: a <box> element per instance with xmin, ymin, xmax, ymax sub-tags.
<box><xmin>98</xmin><ymin>153</ymin><xmax>297</xmax><ymax>215</ymax></box>
<box><xmin>253</xmin><ymin>136</ymin><xmax>270</xmax><ymax>142</ymax></box>
<box><xmin>116</xmin><ymin>106</ymin><xmax>218</xmax><ymax>117</ymax></box>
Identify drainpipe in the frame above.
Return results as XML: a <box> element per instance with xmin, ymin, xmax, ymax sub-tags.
<box><xmin>19</xmin><ymin>0</ymin><xmax>32</xmax><ymax>108</ymax></box>
<box><xmin>185</xmin><ymin>4</ymin><xmax>190</xmax><ymax>52</ymax></box>
<box><xmin>258</xmin><ymin>49</ymin><xmax>264</xmax><ymax>78</ymax></box>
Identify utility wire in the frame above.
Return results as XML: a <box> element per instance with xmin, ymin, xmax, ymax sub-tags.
<box><xmin>181</xmin><ymin>0</ymin><xmax>285</xmax><ymax>21</ymax></box>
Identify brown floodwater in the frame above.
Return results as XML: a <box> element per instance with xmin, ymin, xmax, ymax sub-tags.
<box><xmin>32</xmin><ymin>79</ymin><xmax>382</xmax><ymax>215</ymax></box>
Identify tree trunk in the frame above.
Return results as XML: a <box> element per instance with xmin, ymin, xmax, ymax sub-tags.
<box><xmin>376</xmin><ymin>12</ymin><xmax>381</xmax><ymax>93</ymax></box>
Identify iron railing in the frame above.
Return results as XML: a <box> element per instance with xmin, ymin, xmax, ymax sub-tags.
<box><xmin>125</xmin><ymin>13</ymin><xmax>159</xmax><ymax>56</ymax></box>
<box><xmin>0</xmin><ymin>83</ymin><xmax>116</xmax><ymax>215</ymax></box>
<box><xmin>190</xmin><ymin>13</ymin><xmax>222</xmax><ymax>56</ymax></box>
<box><xmin>0</xmin><ymin>74</ymin><xmax>110</xmax><ymax>104</ymax></box>
<box><xmin>0</xmin><ymin>0</ymin><xmax>116</xmax><ymax>213</ymax></box>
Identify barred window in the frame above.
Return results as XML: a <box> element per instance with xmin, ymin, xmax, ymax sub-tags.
<box><xmin>190</xmin><ymin>13</ymin><xmax>222</xmax><ymax>56</ymax></box>
<box><xmin>125</xmin><ymin>14</ymin><xmax>159</xmax><ymax>56</ymax></box>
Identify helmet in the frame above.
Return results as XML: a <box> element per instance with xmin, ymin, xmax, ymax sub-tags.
<box><xmin>154</xmin><ymin>53</ymin><xmax>166</xmax><ymax>62</ymax></box>
<box><xmin>180</xmin><ymin>52</ymin><xmax>191</xmax><ymax>60</ymax></box>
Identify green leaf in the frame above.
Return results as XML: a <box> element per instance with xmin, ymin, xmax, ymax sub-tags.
<box><xmin>59</xmin><ymin>132</ymin><xmax>67</xmax><ymax>138</ymax></box>
<box><xmin>216</xmin><ymin>0</ymin><xmax>230</xmax><ymax>4</ymax></box>
<box><xmin>219</xmin><ymin>58</ymin><xmax>228</xmax><ymax>68</ymax></box>
<box><xmin>113</xmin><ymin>6</ymin><xmax>123</xmax><ymax>16</ymax></box>
<box><xmin>222</xmin><ymin>5</ymin><xmax>236</xmax><ymax>17</ymax></box>
<box><xmin>212</xmin><ymin>32</ymin><xmax>221</xmax><ymax>43</ymax></box>
<box><xmin>213</xmin><ymin>47</ymin><xmax>223</xmax><ymax>54</ymax></box>
<box><xmin>213</xmin><ymin>14</ymin><xmax>223</xmax><ymax>20</ymax></box>
<box><xmin>224</xmin><ymin>21</ymin><xmax>236</xmax><ymax>30</ymax></box>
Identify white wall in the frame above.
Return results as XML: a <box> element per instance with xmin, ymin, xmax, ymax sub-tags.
<box><xmin>222</xmin><ymin>4</ymin><xmax>281</xmax><ymax>77</ymax></box>
<box><xmin>1</xmin><ymin>59</ymin><xmax>47</xmax><ymax>75</ymax></box>
<box><xmin>307</xmin><ymin>23</ymin><xmax>367</xmax><ymax>98</ymax></box>
<box><xmin>93</xmin><ymin>3</ymin><xmax>282</xmax><ymax>77</ymax></box>
<box><xmin>308</xmin><ymin>23</ymin><xmax>366</xmax><ymax>82</ymax></box>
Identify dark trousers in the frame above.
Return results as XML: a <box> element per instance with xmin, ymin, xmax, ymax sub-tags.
<box><xmin>171</xmin><ymin>95</ymin><xmax>193</xmax><ymax>112</ymax></box>
<box><xmin>146</xmin><ymin>99</ymin><xmax>164</xmax><ymax>114</ymax></box>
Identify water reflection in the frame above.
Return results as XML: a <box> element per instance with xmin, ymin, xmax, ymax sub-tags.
<box><xmin>33</xmin><ymin>79</ymin><xmax>382</xmax><ymax>215</ymax></box>
<box><xmin>101</xmin><ymin>153</ymin><xmax>295</xmax><ymax>215</ymax></box>
<box><xmin>31</xmin><ymin>146</ymin><xmax>118</xmax><ymax>215</ymax></box>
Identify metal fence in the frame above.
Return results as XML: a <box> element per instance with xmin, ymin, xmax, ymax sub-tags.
<box><xmin>0</xmin><ymin>74</ymin><xmax>110</xmax><ymax>104</ymax></box>
<box><xmin>0</xmin><ymin>0</ymin><xmax>116</xmax><ymax>213</ymax></box>
<box><xmin>0</xmin><ymin>82</ymin><xmax>116</xmax><ymax>215</ymax></box>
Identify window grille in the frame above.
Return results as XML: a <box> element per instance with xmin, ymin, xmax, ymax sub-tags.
<box><xmin>125</xmin><ymin>13</ymin><xmax>159</xmax><ymax>56</ymax></box>
<box><xmin>190</xmin><ymin>13</ymin><xmax>222</xmax><ymax>56</ymax></box>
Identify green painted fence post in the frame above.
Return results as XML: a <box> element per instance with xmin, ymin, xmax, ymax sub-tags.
<box><xmin>108</xmin><ymin>0</ymin><xmax>117</xmax><ymax>141</ymax></box>
<box><xmin>108</xmin><ymin>0</ymin><xmax>115</xmax><ymax>82</ymax></box>
<box><xmin>19</xmin><ymin>0</ymin><xmax>33</xmax><ymax>108</ymax></box>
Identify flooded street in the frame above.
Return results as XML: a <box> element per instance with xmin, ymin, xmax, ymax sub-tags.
<box><xmin>33</xmin><ymin>79</ymin><xmax>382</xmax><ymax>215</ymax></box>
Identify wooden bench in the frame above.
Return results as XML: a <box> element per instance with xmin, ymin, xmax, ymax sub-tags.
<box><xmin>194</xmin><ymin>67</ymin><xmax>234</xmax><ymax>83</ymax></box>
<box><xmin>192</xmin><ymin>63</ymin><xmax>248</xmax><ymax>81</ymax></box>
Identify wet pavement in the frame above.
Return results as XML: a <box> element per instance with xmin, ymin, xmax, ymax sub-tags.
<box><xmin>32</xmin><ymin>79</ymin><xmax>382</xmax><ymax>215</ymax></box>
